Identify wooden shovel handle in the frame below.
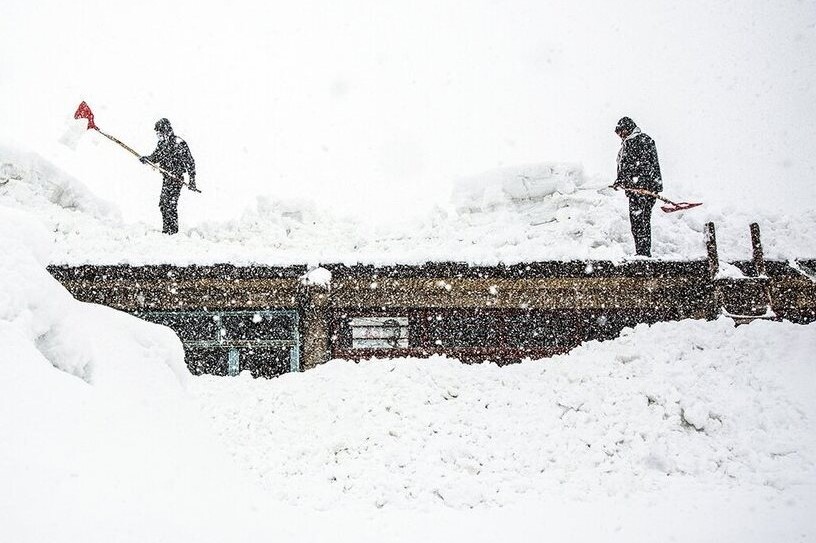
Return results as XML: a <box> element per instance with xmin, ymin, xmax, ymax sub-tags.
<box><xmin>96</xmin><ymin>128</ymin><xmax>200</xmax><ymax>192</ymax></box>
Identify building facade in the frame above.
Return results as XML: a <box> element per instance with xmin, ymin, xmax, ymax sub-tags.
<box><xmin>49</xmin><ymin>225</ymin><xmax>816</xmax><ymax>378</ymax></box>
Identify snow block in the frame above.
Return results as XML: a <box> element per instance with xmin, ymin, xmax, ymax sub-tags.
<box><xmin>452</xmin><ymin>162</ymin><xmax>585</xmax><ymax>212</ymax></box>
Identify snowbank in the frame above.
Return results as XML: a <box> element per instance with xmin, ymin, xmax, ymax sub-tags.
<box><xmin>0</xmin><ymin>205</ymin><xmax>269</xmax><ymax>542</ymax></box>
<box><xmin>0</xmin><ymin>142</ymin><xmax>119</xmax><ymax>221</ymax></box>
<box><xmin>193</xmin><ymin>318</ymin><xmax>816</xmax><ymax>510</ymax></box>
<box><xmin>0</xmin><ymin>206</ymin><xmax>181</xmax><ymax>385</ymax></box>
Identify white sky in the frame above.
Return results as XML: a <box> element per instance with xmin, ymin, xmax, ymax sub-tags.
<box><xmin>1</xmin><ymin>0</ymin><xmax>815</xmax><ymax>223</ymax></box>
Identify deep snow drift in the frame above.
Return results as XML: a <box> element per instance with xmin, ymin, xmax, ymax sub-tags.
<box><xmin>193</xmin><ymin>318</ymin><xmax>816</xmax><ymax>510</ymax></box>
<box><xmin>0</xmin><ymin>205</ymin><xmax>274</xmax><ymax>542</ymax></box>
<box><xmin>2</xmin><ymin>143</ymin><xmax>814</xmax><ymax>265</ymax></box>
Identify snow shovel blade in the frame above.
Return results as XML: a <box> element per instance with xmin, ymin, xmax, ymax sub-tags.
<box><xmin>74</xmin><ymin>101</ymin><xmax>97</xmax><ymax>130</ymax></box>
<box><xmin>660</xmin><ymin>201</ymin><xmax>702</xmax><ymax>213</ymax></box>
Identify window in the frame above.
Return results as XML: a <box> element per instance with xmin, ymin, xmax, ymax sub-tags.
<box><xmin>136</xmin><ymin>310</ymin><xmax>300</xmax><ymax>377</ymax></box>
<box><xmin>350</xmin><ymin>317</ymin><xmax>409</xmax><ymax>349</ymax></box>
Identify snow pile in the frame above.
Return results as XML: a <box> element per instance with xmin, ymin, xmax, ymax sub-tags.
<box><xmin>0</xmin><ymin>142</ymin><xmax>119</xmax><ymax>221</ymax></box>
<box><xmin>2</xmin><ymin>144</ymin><xmax>814</xmax><ymax>265</ymax></box>
<box><xmin>0</xmin><ymin>207</ymin><xmax>180</xmax><ymax>386</ymax></box>
<box><xmin>0</xmin><ymin>205</ymin><xmax>266</xmax><ymax>542</ymax></box>
<box><xmin>188</xmin><ymin>168</ymin><xmax>814</xmax><ymax>264</ymax></box>
<box><xmin>193</xmin><ymin>318</ymin><xmax>816</xmax><ymax>510</ymax></box>
<box><xmin>452</xmin><ymin>162</ymin><xmax>585</xmax><ymax>212</ymax></box>
<box><xmin>302</xmin><ymin>266</ymin><xmax>332</xmax><ymax>287</ymax></box>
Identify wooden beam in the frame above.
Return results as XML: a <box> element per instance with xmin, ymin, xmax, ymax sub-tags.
<box><xmin>57</xmin><ymin>277</ymin><xmax>300</xmax><ymax>311</ymax></box>
<box><xmin>329</xmin><ymin>276</ymin><xmax>708</xmax><ymax>311</ymax></box>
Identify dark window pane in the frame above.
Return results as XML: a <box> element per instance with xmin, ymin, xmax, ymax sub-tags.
<box><xmin>185</xmin><ymin>347</ymin><xmax>228</xmax><ymax>376</ymax></box>
<box><xmin>238</xmin><ymin>347</ymin><xmax>291</xmax><ymax>378</ymax></box>
<box><xmin>428</xmin><ymin>312</ymin><xmax>499</xmax><ymax>347</ymax></box>
<box><xmin>221</xmin><ymin>313</ymin><xmax>295</xmax><ymax>341</ymax></box>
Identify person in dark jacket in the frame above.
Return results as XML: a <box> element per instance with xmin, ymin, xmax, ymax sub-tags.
<box><xmin>140</xmin><ymin>118</ymin><xmax>196</xmax><ymax>235</ymax></box>
<box><xmin>613</xmin><ymin>116</ymin><xmax>662</xmax><ymax>257</ymax></box>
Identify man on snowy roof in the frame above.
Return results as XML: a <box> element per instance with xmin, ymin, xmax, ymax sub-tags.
<box><xmin>140</xmin><ymin>118</ymin><xmax>196</xmax><ymax>235</ymax></box>
<box><xmin>613</xmin><ymin>116</ymin><xmax>662</xmax><ymax>257</ymax></box>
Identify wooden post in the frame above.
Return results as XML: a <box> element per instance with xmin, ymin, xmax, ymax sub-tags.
<box><xmin>704</xmin><ymin>222</ymin><xmax>722</xmax><ymax>320</ymax></box>
<box><xmin>749</xmin><ymin>222</ymin><xmax>776</xmax><ymax>316</ymax></box>
<box><xmin>705</xmin><ymin>222</ymin><xmax>719</xmax><ymax>279</ymax></box>
<box><xmin>750</xmin><ymin>222</ymin><xmax>766</xmax><ymax>277</ymax></box>
<box><xmin>298</xmin><ymin>276</ymin><xmax>332</xmax><ymax>370</ymax></box>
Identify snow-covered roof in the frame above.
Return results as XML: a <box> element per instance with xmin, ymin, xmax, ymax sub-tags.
<box><xmin>2</xmin><ymin>143</ymin><xmax>814</xmax><ymax>266</ymax></box>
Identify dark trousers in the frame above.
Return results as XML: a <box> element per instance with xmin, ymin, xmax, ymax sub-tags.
<box><xmin>159</xmin><ymin>179</ymin><xmax>182</xmax><ymax>235</ymax></box>
<box><xmin>628</xmin><ymin>194</ymin><xmax>656</xmax><ymax>257</ymax></box>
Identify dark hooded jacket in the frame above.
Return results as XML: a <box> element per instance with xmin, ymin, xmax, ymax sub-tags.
<box><xmin>616</xmin><ymin>128</ymin><xmax>662</xmax><ymax>193</ymax></box>
<box><xmin>147</xmin><ymin>126</ymin><xmax>196</xmax><ymax>186</ymax></box>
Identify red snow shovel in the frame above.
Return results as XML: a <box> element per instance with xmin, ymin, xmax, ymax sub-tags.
<box><xmin>73</xmin><ymin>101</ymin><xmax>201</xmax><ymax>192</ymax></box>
<box><xmin>611</xmin><ymin>186</ymin><xmax>702</xmax><ymax>213</ymax></box>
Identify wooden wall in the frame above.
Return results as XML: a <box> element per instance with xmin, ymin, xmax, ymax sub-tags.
<box><xmin>49</xmin><ymin>258</ymin><xmax>816</xmax><ymax>372</ymax></box>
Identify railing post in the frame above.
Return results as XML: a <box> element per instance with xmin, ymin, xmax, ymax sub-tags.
<box><xmin>750</xmin><ymin>222</ymin><xmax>766</xmax><ymax>277</ymax></box>
<box><xmin>749</xmin><ymin>222</ymin><xmax>776</xmax><ymax>316</ymax></box>
<box><xmin>704</xmin><ymin>222</ymin><xmax>722</xmax><ymax>320</ymax></box>
<box><xmin>705</xmin><ymin>222</ymin><xmax>719</xmax><ymax>279</ymax></box>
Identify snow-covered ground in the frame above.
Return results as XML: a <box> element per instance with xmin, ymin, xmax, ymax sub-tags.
<box><xmin>2</xmin><ymin>143</ymin><xmax>814</xmax><ymax>265</ymax></box>
<box><xmin>192</xmin><ymin>318</ymin><xmax>816</xmax><ymax>511</ymax></box>
<box><xmin>2</xmin><ymin>206</ymin><xmax>815</xmax><ymax>541</ymax></box>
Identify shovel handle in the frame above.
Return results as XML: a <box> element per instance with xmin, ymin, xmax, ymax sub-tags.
<box><xmin>96</xmin><ymin>128</ymin><xmax>200</xmax><ymax>192</ymax></box>
<box><xmin>611</xmin><ymin>185</ymin><xmax>701</xmax><ymax>212</ymax></box>
<box><xmin>96</xmin><ymin>128</ymin><xmax>141</xmax><ymax>158</ymax></box>
<box><xmin>610</xmin><ymin>185</ymin><xmax>676</xmax><ymax>206</ymax></box>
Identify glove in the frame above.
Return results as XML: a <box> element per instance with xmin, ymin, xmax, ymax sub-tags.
<box><xmin>139</xmin><ymin>156</ymin><xmax>149</xmax><ymax>164</ymax></box>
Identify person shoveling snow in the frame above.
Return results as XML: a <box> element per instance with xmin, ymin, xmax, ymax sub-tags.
<box><xmin>140</xmin><ymin>118</ymin><xmax>197</xmax><ymax>235</ymax></box>
<box><xmin>612</xmin><ymin>116</ymin><xmax>703</xmax><ymax>257</ymax></box>
<box><xmin>71</xmin><ymin>101</ymin><xmax>199</xmax><ymax>235</ymax></box>
<box><xmin>612</xmin><ymin>116</ymin><xmax>663</xmax><ymax>258</ymax></box>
